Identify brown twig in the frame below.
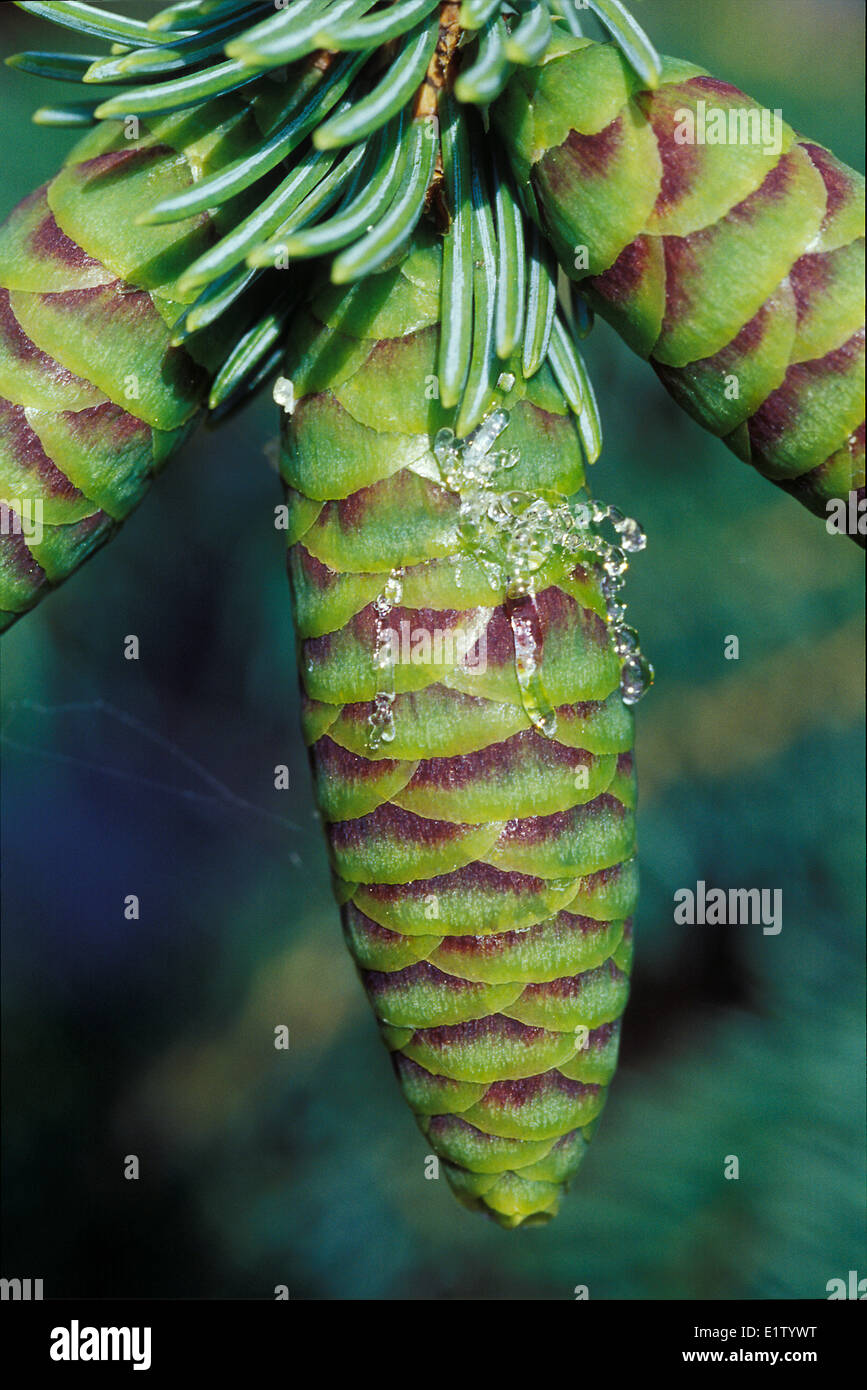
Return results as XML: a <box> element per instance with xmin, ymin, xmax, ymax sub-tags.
<box><xmin>413</xmin><ymin>3</ymin><xmax>462</xmax><ymax>120</ymax></box>
<box><xmin>413</xmin><ymin>4</ymin><xmax>463</xmax><ymax>225</ymax></box>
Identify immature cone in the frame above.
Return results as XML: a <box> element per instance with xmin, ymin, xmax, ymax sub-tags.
<box><xmin>280</xmin><ymin>228</ymin><xmax>641</xmax><ymax>1227</ymax></box>
<box><xmin>494</xmin><ymin>35</ymin><xmax>866</xmax><ymax>532</ymax></box>
<box><xmin>0</xmin><ymin>98</ymin><xmax>258</xmax><ymax>629</ymax></box>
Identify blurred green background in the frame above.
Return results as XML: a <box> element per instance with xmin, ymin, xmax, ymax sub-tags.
<box><xmin>1</xmin><ymin>1</ymin><xmax>864</xmax><ymax>1300</ymax></box>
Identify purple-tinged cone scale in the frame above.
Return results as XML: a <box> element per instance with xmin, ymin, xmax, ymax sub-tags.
<box><xmin>494</xmin><ymin>35</ymin><xmax>865</xmax><ymax>539</ymax></box>
<box><xmin>0</xmin><ymin>97</ymin><xmax>260</xmax><ymax>629</ymax></box>
<box><xmin>280</xmin><ymin>229</ymin><xmax>644</xmax><ymax>1226</ymax></box>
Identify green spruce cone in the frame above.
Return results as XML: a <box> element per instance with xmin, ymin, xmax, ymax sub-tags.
<box><xmin>494</xmin><ymin>34</ymin><xmax>866</xmax><ymax>532</ymax></box>
<box><xmin>280</xmin><ymin>228</ymin><xmax>646</xmax><ymax>1227</ymax></box>
<box><xmin>0</xmin><ymin>96</ymin><xmax>260</xmax><ymax>630</ymax></box>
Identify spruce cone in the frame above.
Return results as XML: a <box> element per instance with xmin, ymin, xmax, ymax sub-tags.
<box><xmin>0</xmin><ymin>97</ymin><xmax>259</xmax><ymax>629</ymax></box>
<box><xmin>280</xmin><ymin>230</ymin><xmax>645</xmax><ymax>1227</ymax></box>
<box><xmin>494</xmin><ymin>35</ymin><xmax>866</xmax><ymax>533</ymax></box>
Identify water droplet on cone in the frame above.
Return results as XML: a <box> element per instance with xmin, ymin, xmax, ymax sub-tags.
<box><xmin>620</xmin><ymin>653</ymin><xmax>654</xmax><ymax>704</ymax></box>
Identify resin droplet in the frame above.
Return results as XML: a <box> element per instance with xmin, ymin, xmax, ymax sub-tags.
<box><xmin>569</xmin><ymin>499</ymin><xmax>653</xmax><ymax>705</ymax></box>
<box><xmin>273</xmin><ymin>376</ymin><xmax>295</xmax><ymax>415</ymax></box>
<box><xmin>378</xmin><ymin>567</ymin><xmax>403</xmax><ymax>610</ymax></box>
<box><xmin>617</xmin><ymin>518</ymin><xmax>647</xmax><ymax>553</ymax></box>
<box><xmin>508</xmin><ymin>594</ymin><xmax>558</xmax><ymax>738</ymax></box>
<box><xmin>612</xmin><ymin>624</ymin><xmax>639</xmax><ymax>657</ymax></box>
<box><xmin>368</xmin><ymin>568</ymin><xmax>403</xmax><ymax>750</ymax></box>
<box><xmin>603</xmin><ymin>547</ymin><xmax>628</xmax><ymax>578</ymax></box>
<box><xmin>368</xmin><ymin>692</ymin><xmax>396</xmax><ymax>750</ymax></box>
<box><xmin>620</xmin><ymin>653</ymin><xmax>654</xmax><ymax>705</ymax></box>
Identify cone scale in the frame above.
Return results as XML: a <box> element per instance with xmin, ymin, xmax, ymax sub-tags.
<box><xmin>0</xmin><ymin>96</ymin><xmax>259</xmax><ymax>629</ymax></box>
<box><xmin>280</xmin><ymin>230</ymin><xmax>644</xmax><ymax>1226</ymax></box>
<box><xmin>494</xmin><ymin>35</ymin><xmax>866</xmax><ymax>530</ymax></box>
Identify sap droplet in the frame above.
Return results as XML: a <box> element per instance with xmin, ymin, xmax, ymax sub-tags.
<box><xmin>381</xmin><ymin>567</ymin><xmax>404</xmax><ymax>608</ymax></box>
<box><xmin>430</xmin><ymin>409</ymin><xmax>664</xmax><ymax>734</ymax></box>
<box><xmin>509</xmin><ymin>596</ymin><xmax>558</xmax><ymax>739</ymax></box>
<box><xmin>612</xmin><ymin>624</ymin><xmax>639</xmax><ymax>656</ymax></box>
<box><xmin>368</xmin><ymin>568</ymin><xmax>403</xmax><ymax>749</ymax></box>
<box><xmin>618</xmin><ymin>518</ymin><xmax>647</xmax><ymax>552</ymax></box>
<box><xmin>273</xmin><ymin>376</ymin><xmax>295</xmax><ymax>414</ymax></box>
<box><xmin>434</xmin><ymin>427</ymin><xmax>456</xmax><ymax>464</ymax></box>
<box><xmin>368</xmin><ymin>691</ymin><xmax>396</xmax><ymax>749</ymax></box>
<box><xmin>579</xmin><ymin>534</ymin><xmax>607</xmax><ymax>557</ymax></box>
<box><xmin>603</xmin><ymin>547</ymin><xmax>628</xmax><ymax>577</ymax></box>
<box><xmin>620</xmin><ymin>653</ymin><xmax>654</xmax><ymax>704</ymax></box>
